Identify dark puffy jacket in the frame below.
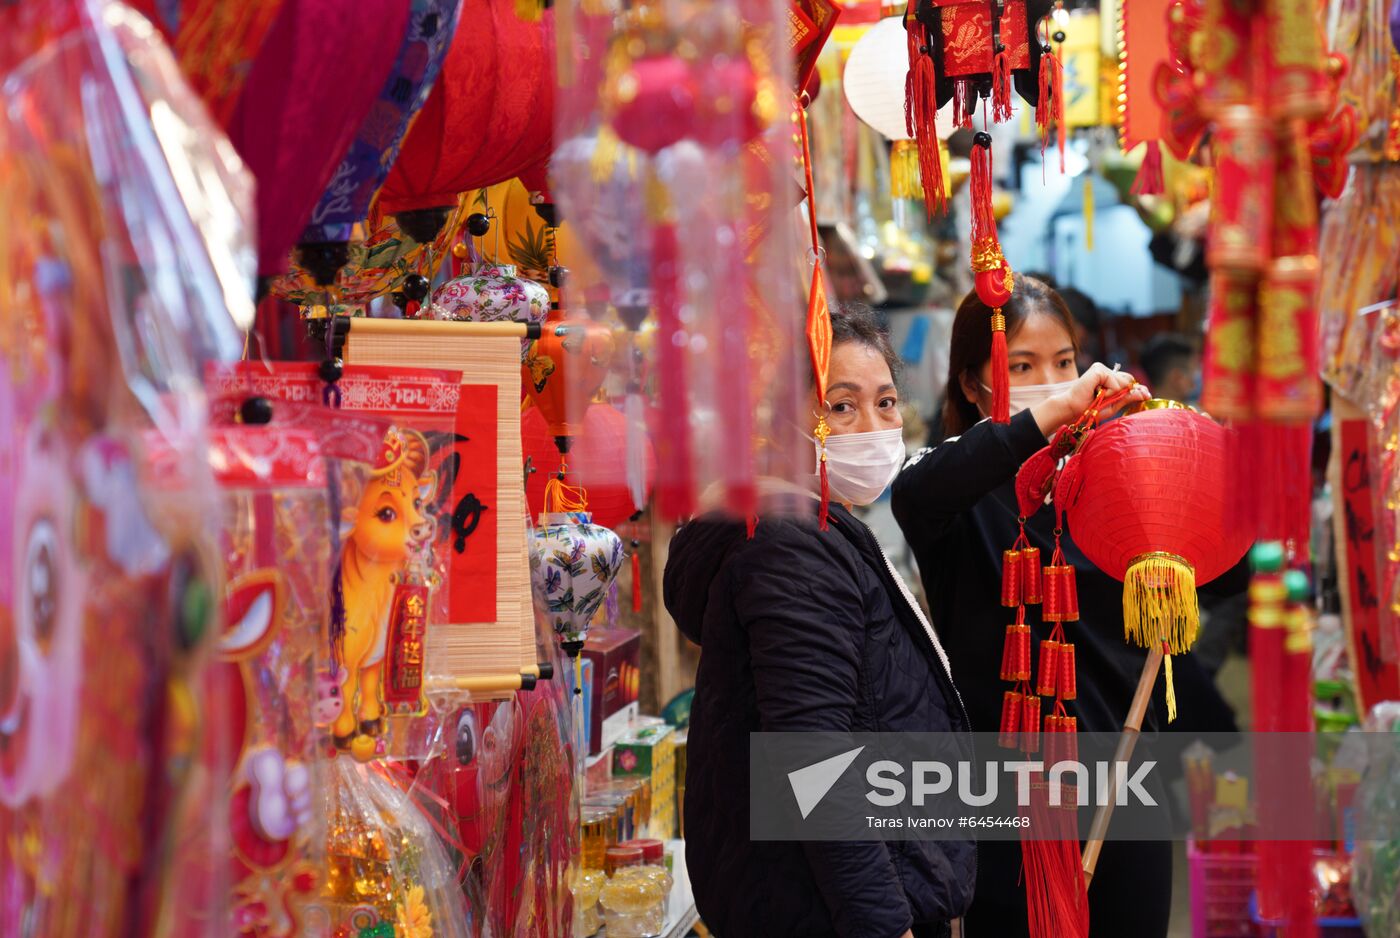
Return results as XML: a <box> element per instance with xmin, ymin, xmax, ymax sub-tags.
<box><xmin>663</xmin><ymin>502</ymin><xmax>976</xmax><ymax>938</ymax></box>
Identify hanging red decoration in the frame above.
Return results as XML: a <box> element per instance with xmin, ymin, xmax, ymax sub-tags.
<box><xmin>521</xmin><ymin>402</ymin><xmax>656</xmax><ymax>530</ymax></box>
<box><xmin>969</xmin><ymin>132</ymin><xmax>1013</xmax><ymax>423</ymax></box>
<box><xmin>377</xmin><ymin>0</ymin><xmax>553</xmax><ymax>214</ymax></box>
<box><xmin>226</xmin><ymin>0</ymin><xmax>409</xmax><ymax>277</ymax></box>
<box><xmin>521</xmin><ymin>308</ymin><xmax>615</xmax><ymax>453</ymax></box>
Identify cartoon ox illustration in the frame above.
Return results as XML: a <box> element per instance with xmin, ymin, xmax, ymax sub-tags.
<box><xmin>333</xmin><ymin>428</ymin><xmax>436</xmax><ymax>758</ymax></box>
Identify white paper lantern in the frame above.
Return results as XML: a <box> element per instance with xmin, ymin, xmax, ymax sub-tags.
<box><xmin>843</xmin><ymin>17</ymin><xmax>955</xmax><ymax>142</ymax></box>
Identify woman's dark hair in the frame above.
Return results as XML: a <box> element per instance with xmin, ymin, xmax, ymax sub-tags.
<box><xmin>830</xmin><ymin>302</ymin><xmax>902</xmax><ymax>387</ymax></box>
<box><xmin>941</xmin><ymin>274</ymin><xmax>1079</xmax><ymax>438</ymax></box>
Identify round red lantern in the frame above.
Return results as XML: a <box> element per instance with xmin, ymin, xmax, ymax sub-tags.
<box><xmin>522</xmin><ymin>403</ymin><xmax>655</xmax><ymax>529</ymax></box>
<box><xmin>376</xmin><ymin>0</ymin><xmax>553</xmax><ymax>215</ymax></box>
<box><xmin>1056</xmin><ymin>405</ymin><xmax>1253</xmax><ymax>654</ymax></box>
<box><xmin>608</xmin><ymin>55</ymin><xmax>697</xmax><ymax>154</ymax></box>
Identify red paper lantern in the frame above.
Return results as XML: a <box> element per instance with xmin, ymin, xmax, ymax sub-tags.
<box><xmin>1056</xmin><ymin>406</ymin><xmax>1253</xmax><ymax>654</ymax></box>
<box><xmin>522</xmin><ymin>403</ymin><xmax>655</xmax><ymax>529</ymax></box>
<box><xmin>521</xmin><ymin>310</ymin><xmax>614</xmax><ymax>448</ymax></box>
<box><xmin>377</xmin><ymin>0</ymin><xmax>553</xmax><ymax>214</ymax></box>
<box><xmin>226</xmin><ymin>0</ymin><xmax>409</xmax><ymax>276</ymax></box>
<box><xmin>610</xmin><ymin>55</ymin><xmax>697</xmax><ymax>154</ymax></box>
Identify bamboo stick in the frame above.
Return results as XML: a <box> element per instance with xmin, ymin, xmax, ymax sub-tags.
<box><xmin>348</xmin><ymin>317</ymin><xmax>541</xmax><ymax>338</ymax></box>
<box><xmin>1082</xmin><ymin>644</ymin><xmax>1164</xmax><ymax>884</ymax></box>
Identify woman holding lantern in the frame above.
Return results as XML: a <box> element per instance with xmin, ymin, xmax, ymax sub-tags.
<box><xmin>664</xmin><ymin>305</ymin><xmax>973</xmax><ymax>938</ymax></box>
<box><xmin>892</xmin><ymin>275</ymin><xmax>1175</xmax><ymax>938</ymax></box>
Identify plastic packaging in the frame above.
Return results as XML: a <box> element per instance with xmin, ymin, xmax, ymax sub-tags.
<box><xmin>1</xmin><ymin>1</ymin><xmax>250</xmax><ymax>932</ymax></box>
<box><xmin>1354</xmin><ymin>702</ymin><xmax>1400</xmax><ymax>938</ymax></box>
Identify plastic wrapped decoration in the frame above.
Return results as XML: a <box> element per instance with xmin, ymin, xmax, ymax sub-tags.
<box><xmin>208</xmin><ymin>364</ymin><xmax>463</xmax><ymax>763</ymax></box>
<box><xmin>554</xmin><ymin>0</ymin><xmax>808</xmax><ymax>524</ymax></box>
<box><xmin>310</xmin><ymin>759</ymin><xmax>473</xmax><ymax>938</ymax></box>
<box><xmin>1362</xmin><ymin>303</ymin><xmax>1400</xmax><ymax>667</ymax></box>
<box><xmin>125</xmin><ymin>0</ymin><xmax>283</xmax><ymax>125</ymax></box>
<box><xmin>225</xmin><ymin>0</ymin><xmax>412</xmax><ymax>280</ymax></box>
<box><xmin>377</xmin><ymin>0</ymin><xmax>553</xmax><ymax>222</ymax></box>
<box><xmin>206</xmin><ymin>425</ymin><xmax>332</xmax><ymax>936</ymax></box>
<box><xmin>0</xmin><ymin>0</ymin><xmax>251</xmax><ymax>932</ymax></box>
<box><xmin>298</xmin><ymin>0</ymin><xmax>463</xmax><ymax>260</ymax></box>
<box><xmin>1354</xmin><ymin>701</ymin><xmax>1400</xmax><ymax>938</ymax></box>
<box><xmin>1154</xmin><ymin>0</ymin><xmax>1357</xmax><ymax>545</ymax></box>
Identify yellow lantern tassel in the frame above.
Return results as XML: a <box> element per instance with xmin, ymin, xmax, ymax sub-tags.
<box><xmin>1083</xmin><ymin>175</ymin><xmax>1095</xmax><ymax>250</ymax></box>
<box><xmin>1162</xmin><ymin>642</ymin><xmax>1177</xmax><ymax>723</ymax></box>
<box><xmin>1122</xmin><ymin>552</ymin><xmax>1199</xmax><ymax>654</ymax></box>
<box><xmin>514</xmin><ymin>0</ymin><xmax>543</xmax><ymax>21</ymax></box>
<box><xmin>891</xmin><ymin>140</ymin><xmax>922</xmax><ymax>200</ymax></box>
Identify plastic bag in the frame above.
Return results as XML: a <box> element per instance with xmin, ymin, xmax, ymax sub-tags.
<box><xmin>1353</xmin><ymin>702</ymin><xmax>1400</xmax><ymax>937</ymax></box>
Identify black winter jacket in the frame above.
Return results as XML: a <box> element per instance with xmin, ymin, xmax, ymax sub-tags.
<box><xmin>664</xmin><ymin>501</ymin><xmax>976</xmax><ymax>938</ymax></box>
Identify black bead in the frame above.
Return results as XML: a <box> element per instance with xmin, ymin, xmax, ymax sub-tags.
<box><xmin>391</xmin><ymin>291</ymin><xmax>409</xmax><ymax>310</ymax></box>
<box><xmin>919</xmin><ymin>43</ymin><xmax>930</xmax><ymax>54</ymax></box>
<box><xmin>239</xmin><ymin>396</ymin><xmax>274</xmax><ymax>425</ymax></box>
<box><xmin>973</xmin><ymin>131</ymin><xmax>993</xmax><ymax>148</ymax></box>
<box><xmin>1052</xmin><ymin>30</ymin><xmax>1066</xmax><ymax>43</ymax></box>
<box><xmin>1041</xmin><ymin>43</ymin><xmax>1052</xmax><ymax>55</ymax></box>
<box><xmin>402</xmin><ymin>273</ymin><xmax>430</xmax><ymax>302</ymax></box>
<box><xmin>994</xmin><ymin>42</ymin><xmax>1005</xmax><ymax>53</ymax></box>
<box><xmin>548</xmin><ymin>266</ymin><xmax>568</xmax><ymax>288</ymax></box>
<box><xmin>466</xmin><ymin>212</ymin><xmax>492</xmax><ymax>237</ymax></box>
<box><xmin>318</xmin><ymin>358</ymin><xmax>344</xmax><ymax>383</ymax></box>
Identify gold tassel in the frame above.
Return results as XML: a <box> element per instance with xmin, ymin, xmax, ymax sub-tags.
<box><xmin>891</xmin><ymin>140</ymin><xmax>922</xmax><ymax>200</ymax></box>
<box><xmin>1163</xmin><ymin>645</ymin><xmax>1177</xmax><ymax>723</ymax></box>
<box><xmin>1122</xmin><ymin>553</ymin><xmax>1199</xmax><ymax>654</ymax></box>
<box><xmin>1083</xmin><ymin>174</ymin><xmax>1095</xmax><ymax>251</ymax></box>
<box><xmin>514</xmin><ymin>0</ymin><xmax>543</xmax><ymax>21</ymax></box>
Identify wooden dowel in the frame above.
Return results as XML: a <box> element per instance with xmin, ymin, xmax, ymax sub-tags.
<box><xmin>348</xmin><ymin>317</ymin><xmax>542</xmax><ymax>339</ymax></box>
<box><xmin>425</xmin><ymin>673</ymin><xmax>529</xmax><ymax>694</ymax></box>
<box><xmin>1082</xmin><ymin>644</ymin><xmax>1164</xmax><ymax>884</ymax></box>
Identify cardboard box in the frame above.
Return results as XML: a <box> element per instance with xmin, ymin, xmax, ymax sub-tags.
<box><xmin>613</xmin><ymin>722</ymin><xmax>676</xmax><ymax>839</ymax></box>
<box><xmin>581</xmin><ymin>627</ymin><xmax>641</xmax><ymax>755</ymax></box>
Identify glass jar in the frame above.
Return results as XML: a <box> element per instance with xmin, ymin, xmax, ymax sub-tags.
<box><xmin>570</xmin><ymin>867</ymin><xmax>606</xmax><ymax>936</ymax></box>
<box><xmin>600</xmin><ymin>855</ymin><xmax>667</xmax><ymax>938</ymax></box>
<box><xmin>620</xmin><ymin>838</ymin><xmax>673</xmax><ymax>900</ymax></box>
<box><xmin>580</xmin><ymin>805</ymin><xmax>618</xmax><ymax>872</ymax></box>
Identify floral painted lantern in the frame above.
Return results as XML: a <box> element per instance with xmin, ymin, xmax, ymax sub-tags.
<box><xmin>529</xmin><ymin>515</ymin><xmax>624</xmax><ymax>657</ymax></box>
<box><xmin>428</xmin><ymin>263</ymin><xmax>549</xmax><ymax>355</ymax></box>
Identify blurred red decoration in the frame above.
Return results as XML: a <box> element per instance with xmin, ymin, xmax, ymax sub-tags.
<box><xmin>610</xmin><ymin>55</ymin><xmax>696</xmax><ymax>153</ymax></box>
<box><xmin>521</xmin><ymin>309</ymin><xmax>614</xmax><ymax>447</ymax></box>
<box><xmin>1059</xmin><ymin>407</ymin><xmax>1252</xmax><ymax>593</ymax></box>
<box><xmin>127</xmin><ymin>0</ymin><xmax>285</xmax><ymax>124</ymax></box>
<box><xmin>523</xmin><ymin>403</ymin><xmax>655</xmax><ymax>529</ymax></box>
<box><xmin>226</xmin><ymin>0</ymin><xmax>409</xmax><ymax>276</ymax></box>
<box><xmin>377</xmin><ymin>0</ymin><xmax>553</xmax><ymax>213</ymax></box>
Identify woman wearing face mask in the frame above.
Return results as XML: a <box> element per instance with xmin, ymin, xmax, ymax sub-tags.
<box><xmin>891</xmin><ymin>275</ymin><xmax>1170</xmax><ymax>938</ymax></box>
<box><xmin>663</xmin><ymin>304</ymin><xmax>974</xmax><ymax>938</ymax></box>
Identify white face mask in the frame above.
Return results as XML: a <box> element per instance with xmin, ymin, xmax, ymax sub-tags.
<box><xmin>981</xmin><ymin>379</ymin><xmax>1077</xmax><ymax>417</ymax></box>
<box><xmin>814</xmin><ymin>427</ymin><xmax>907</xmax><ymax>506</ymax></box>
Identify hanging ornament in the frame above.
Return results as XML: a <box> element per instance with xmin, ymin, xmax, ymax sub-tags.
<box><xmin>969</xmin><ymin>132</ymin><xmax>1013</xmax><ymax>423</ymax></box>
<box><xmin>522</xmin><ymin>308</ymin><xmax>616</xmax><ymax>455</ymax></box>
<box><xmin>432</xmin><ymin>264</ymin><xmax>550</xmax><ymax>329</ymax></box>
<box><xmin>528</xmin><ymin>478</ymin><xmax>625</xmax><ymax>658</ymax></box>
<box><xmin>522</xmin><ymin>402</ymin><xmax>655</xmax><ymax>530</ymax></box>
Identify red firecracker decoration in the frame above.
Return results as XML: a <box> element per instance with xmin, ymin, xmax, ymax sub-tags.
<box><xmin>969</xmin><ymin>132</ymin><xmax>1013</xmax><ymax>424</ymax></box>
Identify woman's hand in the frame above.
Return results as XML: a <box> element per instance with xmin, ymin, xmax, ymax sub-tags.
<box><xmin>1031</xmin><ymin>363</ymin><xmax>1150</xmax><ymax>438</ymax></box>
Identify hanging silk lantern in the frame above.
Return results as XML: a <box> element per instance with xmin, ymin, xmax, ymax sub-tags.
<box><xmin>126</xmin><ymin>0</ymin><xmax>284</xmax><ymax>125</ymax></box>
<box><xmin>522</xmin><ymin>403</ymin><xmax>656</xmax><ymax>530</ymax></box>
<box><xmin>430</xmin><ymin>263</ymin><xmax>550</xmax><ymax>351</ymax></box>
<box><xmin>1055</xmin><ymin>404</ymin><xmax>1253</xmax><ymax>707</ymax></box>
<box><xmin>227</xmin><ymin>0</ymin><xmax>410</xmax><ymax>279</ymax></box>
<box><xmin>522</xmin><ymin>309</ymin><xmax>616</xmax><ymax>453</ymax></box>
<box><xmin>299</xmin><ymin>0</ymin><xmax>463</xmax><ymax>255</ymax></box>
<box><xmin>377</xmin><ymin>0</ymin><xmax>553</xmax><ymax>217</ymax></box>
<box><xmin>529</xmin><ymin>515</ymin><xmax>624</xmax><ymax>655</ymax></box>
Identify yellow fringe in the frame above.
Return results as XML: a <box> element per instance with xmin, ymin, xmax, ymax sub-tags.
<box><xmin>513</xmin><ymin>0</ymin><xmax>543</xmax><ymax>21</ymax></box>
<box><xmin>544</xmin><ymin>473</ymin><xmax>590</xmax><ymax>515</ymax></box>
<box><xmin>891</xmin><ymin>140</ymin><xmax>922</xmax><ymax>200</ymax></box>
<box><xmin>1122</xmin><ymin>553</ymin><xmax>1199</xmax><ymax>655</ymax></box>
<box><xmin>1163</xmin><ymin>651</ymin><xmax>1177</xmax><ymax>723</ymax></box>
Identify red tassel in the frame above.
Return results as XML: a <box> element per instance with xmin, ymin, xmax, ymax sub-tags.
<box><xmin>652</xmin><ymin>223</ymin><xmax>695</xmax><ymax>520</ymax></box>
<box><xmin>1062</xmin><ymin>565</ymin><xmax>1079</xmax><ymax>621</ymax></box>
<box><xmin>953</xmin><ymin>79</ymin><xmax>974</xmax><ymax>128</ymax></box>
<box><xmin>1022</xmin><ymin>547</ymin><xmax>1042</xmax><ymax>604</ymax></box>
<box><xmin>631</xmin><ymin>548</ymin><xmax>643</xmax><ymax>613</ymax></box>
<box><xmin>1020</xmin><ymin>695</ymin><xmax>1041</xmax><ymax>753</ymax></box>
<box><xmin>818</xmin><ymin>457</ymin><xmax>830</xmax><ymax>531</ymax></box>
<box><xmin>1037</xmin><ymin>49</ymin><xmax>1066</xmax><ymax>173</ymax></box>
<box><xmin>1058</xmin><ymin>642</ymin><xmax>1077</xmax><ymax>701</ymax></box>
<box><xmin>991</xmin><ymin>319</ymin><xmax>1010</xmax><ymax>423</ymax></box>
<box><xmin>1043</xmin><ymin>567</ymin><xmax>1064</xmax><ymax>621</ymax></box>
<box><xmin>1036</xmin><ymin>640</ymin><xmax>1060</xmax><ymax>697</ymax></box>
<box><xmin>746</xmin><ymin>513</ymin><xmax>758</xmax><ymax>539</ymax></box>
<box><xmin>993</xmin><ymin>48</ymin><xmax>1013</xmax><ymax>123</ymax></box>
<box><xmin>1001</xmin><ymin>549</ymin><xmax>1023</xmax><ymax>607</ymax></box>
<box><xmin>910</xmin><ymin>50</ymin><xmax>945</xmax><ymax>217</ymax></box>
<box><xmin>1131</xmin><ymin>140</ymin><xmax>1166</xmax><ymax>196</ymax></box>
<box><xmin>999</xmin><ymin>690</ymin><xmax>1023</xmax><ymax>749</ymax></box>
<box><xmin>970</xmin><ymin>140</ymin><xmax>996</xmax><ymax>247</ymax></box>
